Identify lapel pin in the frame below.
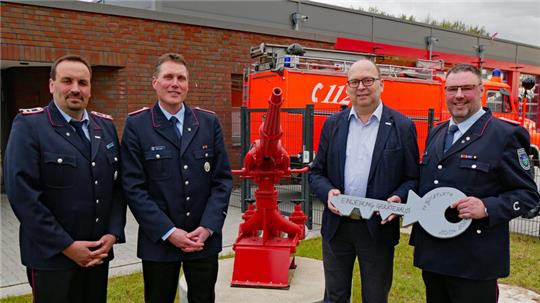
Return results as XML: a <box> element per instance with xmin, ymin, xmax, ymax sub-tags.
<box><xmin>202</xmin><ymin>144</ymin><xmax>208</xmax><ymax>150</ymax></box>
<box><xmin>95</xmin><ymin>135</ymin><xmax>101</xmax><ymax>139</ymax></box>
<box><xmin>385</xmin><ymin>122</ymin><xmax>392</xmax><ymax>126</ymax></box>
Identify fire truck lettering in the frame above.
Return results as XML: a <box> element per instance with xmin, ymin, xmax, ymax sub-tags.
<box><xmin>339</xmin><ymin>95</ymin><xmax>351</xmax><ymax>106</ymax></box>
<box><xmin>331</xmin><ymin>85</ymin><xmax>346</xmax><ymax>104</ymax></box>
<box><xmin>311</xmin><ymin>82</ymin><xmax>324</xmax><ymax>103</ymax></box>
<box><xmin>322</xmin><ymin>85</ymin><xmax>337</xmax><ymax>103</ymax></box>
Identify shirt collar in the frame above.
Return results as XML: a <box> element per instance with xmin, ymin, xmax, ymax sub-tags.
<box><xmin>349</xmin><ymin>101</ymin><xmax>383</xmax><ymax>124</ymax></box>
<box><xmin>449</xmin><ymin>107</ymin><xmax>486</xmax><ymax>133</ymax></box>
<box><xmin>53</xmin><ymin>100</ymin><xmax>89</xmax><ymax>124</ymax></box>
<box><xmin>158</xmin><ymin>101</ymin><xmax>185</xmax><ymax>125</ymax></box>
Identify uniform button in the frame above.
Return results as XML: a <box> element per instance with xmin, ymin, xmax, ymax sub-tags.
<box><xmin>476</xmin><ymin>229</ymin><xmax>482</xmax><ymax>234</ymax></box>
<box><xmin>95</xmin><ymin>218</ymin><xmax>100</xmax><ymax>223</ymax></box>
<box><xmin>187</xmin><ymin>127</ymin><xmax>192</xmax><ymax>132</ymax></box>
<box><xmin>433</xmin><ymin>180</ymin><xmax>439</xmax><ymax>185</ymax></box>
<box><xmin>92</xmin><ymin>162</ymin><xmax>96</xmax><ymax>167</ymax></box>
<box><xmin>186</xmin><ymin>212</ymin><xmax>191</xmax><ymax>217</ymax></box>
<box><xmin>186</xmin><ymin>196</ymin><xmax>191</xmax><ymax>201</ymax></box>
<box><xmin>94</xmin><ymin>180</ymin><xmax>99</xmax><ymax>185</ymax></box>
<box><xmin>155</xmin><ymin>154</ymin><xmax>161</xmax><ymax>159</ymax></box>
<box><xmin>57</xmin><ymin>158</ymin><xmax>63</xmax><ymax>164</ymax></box>
<box><xmin>185</xmin><ymin>180</ymin><xmax>189</xmax><ymax>185</ymax></box>
<box><xmin>437</xmin><ymin>165</ymin><xmax>443</xmax><ymax>170</ymax></box>
<box><xmin>96</xmin><ymin>199</ymin><xmax>100</xmax><ymax>204</ymax></box>
<box><xmin>114</xmin><ymin>157</ymin><xmax>118</xmax><ymax>162</ymax></box>
<box><xmin>205</xmin><ymin>153</ymin><xmax>209</xmax><ymax>157</ymax></box>
<box><xmin>66</xmin><ymin>132</ymin><xmax>71</xmax><ymax>136</ymax></box>
<box><xmin>471</xmin><ymin>164</ymin><xmax>477</xmax><ymax>169</ymax></box>
<box><xmin>183</xmin><ymin>165</ymin><xmax>188</xmax><ymax>170</ymax></box>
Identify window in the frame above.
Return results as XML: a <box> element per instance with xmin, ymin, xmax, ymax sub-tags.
<box><xmin>231</xmin><ymin>74</ymin><xmax>243</xmax><ymax>146</ymax></box>
<box><xmin>486</xmin><ymin>89</ymin><xmax>511</xmax><ymax>113</ymax></box>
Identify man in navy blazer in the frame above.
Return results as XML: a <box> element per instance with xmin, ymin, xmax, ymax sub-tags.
<box><xmin>121</xmin><ymin>53</ymin><xmax>232</xmax><ymax>303</ymax></box>
<box><xmin>4</xmin><ymin>55</ymin><xmax>125</xmax><ymax>303</ymax></box>
<box><xmin>411</xmin><ymin>64</ymin><xmax>539</xmax><ymax>303</ymax></box>
<box><xmin>309</xmin><ymin>59</ymin><xmax>419</xmax><ymax>303</ymax></box>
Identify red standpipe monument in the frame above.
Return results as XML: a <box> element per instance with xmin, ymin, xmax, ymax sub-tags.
<box><xmin>231</xmin><ymin>87</ymin><xmax>308</xmax><ymax>289</ymax></box>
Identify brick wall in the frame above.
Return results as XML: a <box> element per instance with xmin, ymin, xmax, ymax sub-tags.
<box><xmin>0</xmin><ymin>2</ymin><xmax>333</xmax><ymax>164</ymax></box>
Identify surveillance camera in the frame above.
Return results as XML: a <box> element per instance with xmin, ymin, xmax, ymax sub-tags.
<box><xmin>291</xmin><ymin>12</ymin><xmax>308</xmax><ymax>24</ymax></box>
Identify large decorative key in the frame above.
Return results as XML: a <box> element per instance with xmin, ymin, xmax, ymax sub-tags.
<box><xmin>330</xmin><ymin>187</ymin><xmax>471</xmax><ymax>239</ymax></box>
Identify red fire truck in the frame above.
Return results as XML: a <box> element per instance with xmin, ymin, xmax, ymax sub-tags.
<box><xmin>244</xmin><ymin>43</ymin><xmax>540</xmax><ymax>164</ymax></box>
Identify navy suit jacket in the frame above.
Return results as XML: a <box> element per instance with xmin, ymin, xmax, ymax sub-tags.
<box><xmin>4</xmin><ymin>101</ymin><xmax>125</xmax><ymax>270</ymax></box>
<box><xmin>309</xmin><ymin>105</ymin><xmax>419</xmax><ymax>246</ymax></box>
<box><xmin>121</xmin><ymin>102</ymin><xmax>232</xmax><ymax>262</ymax></box>
<box><xmin>411</xmin><ymin>109</ymin><xmax>539</xmax><ymax>279</ymax></box>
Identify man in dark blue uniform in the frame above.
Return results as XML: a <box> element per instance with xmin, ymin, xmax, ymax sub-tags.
<box><xmin>121</xmin><ymin>53</ymin><xmax>232</xmax><ymax>303</ymax></box>
<box><xmin>4</xmin><ymin>55</ymin><xmax>125</xmax><ymax>303</ymax></box>
<box><xmin>411</xmin><ymin>64</ymin><xmax>539</xmax><ymax>303</ymax></box>
<box><xmin>309</xmin><ymin>59</ymin><xmax>419</xmax><ymax>303</ymax></box>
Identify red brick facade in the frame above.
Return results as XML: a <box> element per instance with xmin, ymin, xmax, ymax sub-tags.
<box><xmin>0</xmin><ymin>2</ymin><xmax>333</xmax><ymax>164</ymax></box>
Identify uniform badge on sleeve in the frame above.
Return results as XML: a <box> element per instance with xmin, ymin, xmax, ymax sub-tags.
<box><xmin>517</xmin><ymin>148</ymin><xmax>531</xmax><ymax>170</ymax></box>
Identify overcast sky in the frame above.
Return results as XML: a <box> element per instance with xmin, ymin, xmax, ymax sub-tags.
<box><xmin>313</xmin><ymin>0</ymin><xmax>540</xmax><ymax>46</ymax></box>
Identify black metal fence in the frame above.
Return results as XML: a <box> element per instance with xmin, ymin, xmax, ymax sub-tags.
<box><xmin>232</xmin><ymin>106</ymin><xmax>540</xmax><ymax>237</ymax></box>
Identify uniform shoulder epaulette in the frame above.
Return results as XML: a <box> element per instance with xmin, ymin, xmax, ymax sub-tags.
<box><xmin>498</xmin><ymin>117</ymin><xmax>519</xmax><ymax>125</ymax></box>
<box><xmin>19</xmin><ymin>107</ymin><xmax>44</xmax><ymax>115</ymax></box>
<box><xmin>434</xmin><ymin>119</ymin><xmax>450</xmax><ymax>126</ymax></box>
<box><xmin>90</xmin><ymin>110</ymin><xmax>113</xmax><ymax>120</ymax></box>
<box><xmin>128</xmin><ymin>107</ymin><xmax>150</xmax><ymax>116</ymax></box>
<box><xmin>193</xmin><ymin>107</ymin><xmax>215</xmax><ymax>115</ymax></box>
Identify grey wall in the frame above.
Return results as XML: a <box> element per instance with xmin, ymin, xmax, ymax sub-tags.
<box><xmin>10</xmin><ymin>0</ymin><xmax>540</xmax><ymax>68</ymax></box>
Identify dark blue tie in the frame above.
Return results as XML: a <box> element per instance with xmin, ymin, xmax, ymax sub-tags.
<box><xmin>170</xmin><ymin>116</ymin><xmax>182</xmax><ymax>141</ymax></box>
<box><xmin>444</xmin><ymin>124</ymin><xmax>459</xmax><ymax>153</ymax></box>
<box><xmin>69</xmin><ymin>120</ymin><xmax>91</xmax><ymax>151</ymax></box>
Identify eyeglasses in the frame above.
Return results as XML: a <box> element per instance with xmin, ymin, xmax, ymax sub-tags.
<box><xmin>445</xmin><ymin>84</ymin><xmax>481</xmax><ymax>94</ymax></box>
<box><xmin>346</xmin><ymin>77</ymin><xmax>380</xmax><ymax>88</ymax></box>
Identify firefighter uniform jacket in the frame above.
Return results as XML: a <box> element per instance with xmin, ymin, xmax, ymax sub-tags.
<box><xmin>411</xmin><ymin>109</ymin><xmax>539</xmax><ymax>280</ymax></box>
<box><xmin>4</xmin><ymin>101</ymin><xmax>125</xmax><ymax>270</ymax></box>
<box><xmin>121</xmin><ymin>102</ymin><xmax>232</xmax><ymax>261</ymax></box>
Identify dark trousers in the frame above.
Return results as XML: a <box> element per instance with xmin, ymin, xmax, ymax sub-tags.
<box><xmin>142</xmin><ymin>255</ymin><xmax>218</xmax><ymax>303</ymax></box>
<box><xmin>322</xmin><ymin>219</ymin><xmax>394</xmax><ymax>303</ymax></box>
<box><xmin>422</xmin><ymin>270</ymin><xmax>499</xmax><ymax>303</ymax></box>
<box><xmin>26</xmin><ymin>262</ymin><xmax>109</xmax><ymax>303</ymax></box>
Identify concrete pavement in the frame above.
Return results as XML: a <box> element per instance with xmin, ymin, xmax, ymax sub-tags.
<box><xmin>2</xmin><ymin>194</ymin><xmax>539</xmax><ymax>302</ymax></box>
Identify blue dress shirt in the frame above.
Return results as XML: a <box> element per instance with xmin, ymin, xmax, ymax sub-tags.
<box><xmin>54</xmin><ymin>101</ymin><xmax>90</xmax><ymax>139</ymax></box>
<box><xmin>344</xmin><ymin>102</ymin><xmax>383</xmax><ymax>198</ymax></box>
<box><xmin>448</xmin><ymin>108</ymin><xmax>486</xmax><ymax>144</ymax></box>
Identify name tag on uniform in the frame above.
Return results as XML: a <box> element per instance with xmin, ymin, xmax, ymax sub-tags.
<box><xmin>150</xmin><ymin>145</ymin><xmax>166</xmax><ymax>151</ymax></box>
<box><xmin>106</xmin><ymin>142</ymin><xmax>115</xmax><ymax>149</ymax></box>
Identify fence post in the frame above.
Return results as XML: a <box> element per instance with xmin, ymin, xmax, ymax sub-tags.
<box><xmin>302</xmin><ymin>104</ymin><xmax>314</xmax><ymax>229</ymax></box>
<box><xmin>240</xmin><ymin>106</ymin><xmax>250</xmax><ymax>212</ymax></box>
<box><xmin>428</xmin><ymin>108</ymin><xmax>435</xmax><ymax>131</ymax></box>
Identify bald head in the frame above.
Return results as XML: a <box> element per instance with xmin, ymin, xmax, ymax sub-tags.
<box><xmin>348</xmin><ymin>59</ymin><xmax>380</xmax><ymax>79</ymax></box>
